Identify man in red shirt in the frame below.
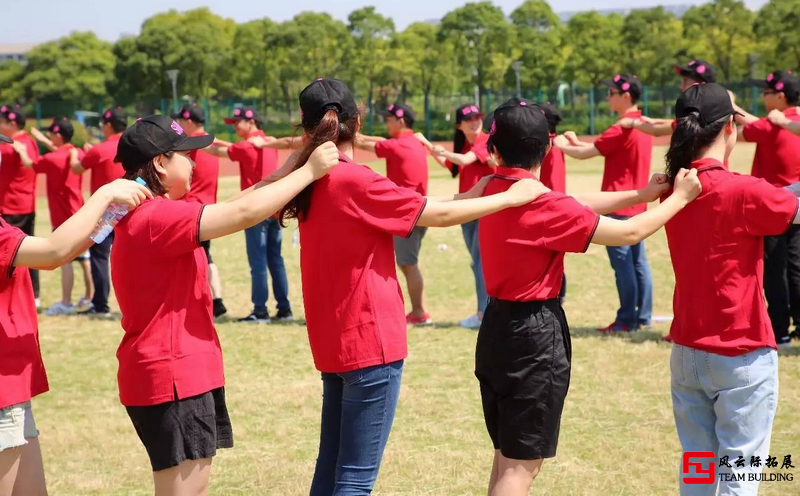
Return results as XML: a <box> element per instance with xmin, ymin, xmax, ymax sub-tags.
<box><xmin>208</xmin><ymin>106</ymin><xmax>292</xmax><ymax>323</ymax></box>
<box><xmin>0</xmin><ymin>104</ymin><xmax>40</xmax><ymax>305</ymax></box>
<box><xmin>732</xmin><ymin>71</ymin><xmax>800</xmax><ymax>346</ymax></box>
<box><xmin>174</xmin><ymin>104</ymin><xmax>227</xmax><ymax>318</ymax></box>
<box><xmin>554</xmin><ymin>74</ymin><xmax>654</xmax><ymax>332</ymax></box>
<box><xmin>355</xmin><ymin>103</ymin><xmax>433</xmax><ymax>325</ymax></box>
<box><xmin>70</xmin><ymin>106</ymin><xmax>128</xmax><ymax>318</ymax></box>
<box><xmin>15</xmin><ymin>117</ymin><xmax>93</xmax><ymax>315</ymax></box>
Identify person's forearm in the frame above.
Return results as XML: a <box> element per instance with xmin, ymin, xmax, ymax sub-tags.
<box><xmin>354</xmin><ymin>139</ymin><xmax>377</xmax><ymax>153</ymax></box>
<box><xmin>418</xmin><ymin>193</ymin><xmax>513</xmax><ymax>227</ymax></box>
<box><xmin>207</xmin><ymin>146</ymin><xmax>229</xmax><ymax>157</ymax></box>
<box><xmin>574</xmin><ymin>190</ymin><xmax>646</xmax><ymax>216</ymax></box>
<box><xmin>777</xmin><ymin>120</ymin><xmax>800</xmax><ymax>136</ymax></box>
<box><xmin>225</xmin><ymin>151</ymin><xmax>301</xmax><ymax>202</ymax></box>
<box><xmin>734</xmin><ymin>107</ymin><xmax>759</xmax><ymax>126</ymax></box>
<box><xmin>634</xmin><ymin>119</ymin><xmax>673</xmax><ymax>137</ymax></box>
<box><xmin>16</xmin><ymin>149</ymin><xmax>34</xmax><ymax>168</ymax></box>
<box><xmin>559</xmin><ymin>144</ymin><xmax>599</xmax><ymax>160</ymax></box>
<box><xmin>441</xmin><ymin>151</ymin><xmax>474</xmax><ymax>166</ymax></box>
<box><xmin>591</xmin><ymin>194</ymin><xmax>689</xmax><ymax>246</ymax></box>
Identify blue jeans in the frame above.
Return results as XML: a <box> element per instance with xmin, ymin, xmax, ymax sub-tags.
<box><xmin>671</xmin><ymin>345</ymin><xmax>778</xmax><ymax>496</ymax></box>
<box><xmin>461</xmin><ymin>220</ymin><xmax>488</xmax><ymax>314</ymax></box>
<box><xmin>605</xmin><ymin>215</ymin><xmax>652</xmax><ymax>327</ymax></box>
<box><xmin>244</xmin><ymin>218</ymin><xmax>290</xmax><ymax>313</ymax></box>
<box><xmin>310</xmin><ymin>361</ymin><xmax>404</xmax><ymax>495</ymax></box>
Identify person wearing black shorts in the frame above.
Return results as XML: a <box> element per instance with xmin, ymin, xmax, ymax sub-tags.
<box><xmin>476</xmin><ymin>98</ymin><xmax>701</xmax><ymax>495</ymax></box>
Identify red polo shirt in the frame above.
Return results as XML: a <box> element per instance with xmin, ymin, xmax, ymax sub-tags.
<box><xmin>227</xmin><ymin>131</ymin><xmax>278</xmax><ymax>190</ymax></box>
<box><xmin>0</xmin><ymin>219</ymin><xmax>48</xmax><ymax>409</ymax></box>
<box><xmin>447</xmin><ymin>132</ymin><xmax>494</xmax><ymax>193</ymax></box>
<box><xmin>594</xmin><ymin>110</ymin><xmax>653</xmax><ymax>216</ymax></box>
<box><xmin>479</xmin><ymin>168</ymin><xmax>599</xmax><ymax>301</ymax></box>
<box><xmin>184</xmin><ymin>131</ymin><xmax>219</xmax><ymax>204</ymax></box>
<box><xmin>33</xmin><ymin>144</ymin><xmax>85</xmax><ymax>228</ymax></box>
<box><xmin>665</xmin><ymin>158</ymin><xmax>798</xmax><ymax>356</ymax></box>
<box><xmin>743</xmin><ymin>107</ymin><xmax>800</xmax><ymax>187</ymax></box>
<box><xmin>540</xmin><ymin>135</ymin><xmax>566</xmax><ymax>193</ymax></box>
<box><xmin>112</xmin><ymin>198</ymin><xmax>224</xmax><ymax>406</ymax></box>
<box><xmin>0</xmin><ymin>132</ymin><xmax>38</xmax><ymax>215</ymax></box>
<box><xmin>299</xmin><ymin>152</ymin><xmax>426</xmax><ymax>373</ymax></box>
<box><xmin>82</xmin><ymin>133</ymin><xmax>125</xmax><ymax>194</ymax></box>
<box><xmin>374</xmin><ymin>130</ymin><xmax>429</xmax><ymax>195</ymax></box>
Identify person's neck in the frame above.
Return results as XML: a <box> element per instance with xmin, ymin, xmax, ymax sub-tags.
<box><xmin>12</xmin><ymin>129</ymin><xmax>26</xmax><ymax>138</ymax></box>
<box><xmin>616</xmin><ymin>104</ymin><xmax>638</xmax><ymax>118</ymax></box>
<box><xmin>338</xmin><ymin>142</ymin><xmax>354</xmax><ymax>159</ymax></box>
<box><xmin>465</xmin><ymin>130</ymin><xmax>481</xmax><ymax>144</ymax></box>
<box><xmin>774</xmin><ymin>103</ymin><xmax>791</xmax><ymax>113</ymax></box>
<box><xmin>189</xmin><ymin>125</ymin><xmax>205</xmax><ymax>135</ymax></box>
<box><xmin>394</xmin><ymin>129</ymin><xmax>413</xmax><ymax>138</ymax></box>
<box><xmin>696</xmin><ymin>140</ymin><xmax>727</xmax><ymax>165</ymax></box>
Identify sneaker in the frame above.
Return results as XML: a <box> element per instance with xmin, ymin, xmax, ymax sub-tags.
<box><xmin>35</xmin><ymin>298</ymin><xmax>41</xmax><ymax>310</ymax></box>
<box><xmin>274</xmin><ymin>309</ymin><xmax>294</xmax><ymax>321</ymax></box>
<box><xmin>45</xmin><ymin>302</ymin><xmax>75</xmax><ymax>316</ymax></box>
<box><xmin>78</xmin><ymin>307</ymin><xmax>113</xmax><ymax>319</ymax></box>
<box><xmin>460</xmin><ymin>313</ymin><xmax>482</xmax><ymax>330</ymax></box>
<box><xmin>238</xmin><ymin>311</ymin><xmax>270</xmax><ymax>324</ymax></box>
<box><xmin>777</xmin><ymin>338</ymin><xmax>793</xmax><ymax>349</ymax></box>
<box><xmin>213</xmin><ymin>298</ymin><xmax>227</xmax><ymax>318</ymax></box>
<box><xmin>596</xmin><ymin>322</ymin><xmax>634</xmax><ymax>333</ymax></box>
<box><xmin>76</xmin><ymin>296</ymin><xmax>93</xmax><ymax>310</ymax></box>
<box><xmin>406</xmin><ymin>312</ymin><xmax>433</xmax><ymax>326</ymax></box>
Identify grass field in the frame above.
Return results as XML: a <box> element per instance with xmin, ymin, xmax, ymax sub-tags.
<box><xmin>32</xmin><ymin>143</ymin><xmax>800</xmax><ymax>495</ymax></box>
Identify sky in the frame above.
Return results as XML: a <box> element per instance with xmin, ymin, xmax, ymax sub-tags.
<box><xmin>3</xmin><ymin>0</ymin><xmax>770</xmax><ymax>45</ymax></box>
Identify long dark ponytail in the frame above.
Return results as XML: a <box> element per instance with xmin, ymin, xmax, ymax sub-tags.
<box><xmin>665</xmin><ymin>113</ymin><xmax>729</xmax><ymax>183</ymax></box>
<box><xmin>279</xmin><ymin>109</ymin><xmax>358</xmax><ymax>225</ymax></box>
<box><xmin>451</xmin><ymin>128</ymin><xmax>466</xmax><ymax>178</ymax></box>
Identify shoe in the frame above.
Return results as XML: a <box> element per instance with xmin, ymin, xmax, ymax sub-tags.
<box><xmin>78</xmin><ymin>307</ymin><xmax>113</xmax><ymax>319</ymax></box>
<box><xmin>777</xmin><ymin>339</ymin><xmax>792</xmax><ymax>349</ymax></box>
<box><xmin>238</xmin><ymin>311</ymin><xmax>270</xmax><ymax>324</ymax></box>
<box><xmin>406</xmin><ymin>312</ymin><xmax>433</xmax><ymax>326</ymax></box>
<box><xmin>76</xmin><ymin>296</ymin><xmax>93</xmax><ymax>310</ymax></box>
<box><xmin>790</xmin><ymin>328</ymin><xmax>800</xmax><ymax>341</ymax></box>
<box><xmin>35</xmin><ymin>298</ymin><xmax>41</xmax><ymax>310</ymax></box>
<box><xmin>638</xmin><ymin>322</ymin><xmax>652</xmax><ymax>332</ymax></box>
<box><xmin>274</xmin><ymin>309</ymin><xmax>294</xmax><ymax>321</ymax></box>
<box><xmin>596</xmin><ymin>322</ymin><xmax>634</xmax><ymax>333</ymax></box>
<box><xmin>45</xmin><ymin>302</ymin><xmax>75</xmax><ymax>316</ymax></box>
<box><xmin>460</xmin><ymin>313</ymin><xmax>482</xmax><ymax>330</ymax></box>
<box><xmin>213</xmin><ymin>298</ymin><xmax>227</xmax><ymax>318</ymax></box>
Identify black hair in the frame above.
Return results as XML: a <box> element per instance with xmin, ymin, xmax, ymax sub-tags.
<box><xmin>488</xmin><ymin>138</ymin><xmax>549</xmax><ymax>171</ymax></box>
<box><xmin>122</xmin><ymin>151</ymin><xmax>172</xmax><ymax>196</ymax></box>
<box><xmin>665</xmin><ymin>114</ymin><xmax>729</xmax><ymax>183</ymax></box>
<box><xmin>547</xmin><ymin>122</ymin><xmax>557</xmax><ymax>134</ymax></box>
<box><xmin>109</xmin><ymin>120</ymin><xmax>127</xmax><ymax>134</ymax></box>
<box><xmin>786</xmin><ymin>92</ymin><xmax>799</xmax><ymax>106</ymax></box>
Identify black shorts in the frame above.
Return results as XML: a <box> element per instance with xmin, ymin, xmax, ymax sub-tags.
<box><xmin>2</xmin><ymin>213</ymin><xmax>35</xmax><ymax>235</ymax></box>
<box><xmin>201</xmin><ymin>240</ymin><xmax>213</xmax><ymax>264</ymax></box>
<box><xmin>125</xmin><ymin>387</ymin><xmax>233</xmax><ymax>471</ymax></box>
<box><xmin>475</xmin><ymin>298</ymin><xmax>571</xmax><ymax>460</ymax></box>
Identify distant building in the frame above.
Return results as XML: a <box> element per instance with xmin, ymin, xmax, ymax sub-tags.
<box><xmin>0</xmin><ymin>44</ymin><xmax>36</xmax><ymax>65</ymax></box>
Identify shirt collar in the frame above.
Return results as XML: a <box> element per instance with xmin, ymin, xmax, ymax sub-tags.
<box><xmin>493</xmin><ymin>167</ymin><xmax>537</xmax><ymax>181</ymax></box>
<box><xmin>784</xmin><ymin>107</ymin><xmax>798</xmax><ymax>117</ymax></box>
<box><xmin>691</xmin><ymin>157</ymin><xmax>725</xmax><ymax>172</ymax></box>
<box><xmin>623</xmin><ymin>110</ymin><xmax>643</xmax><ymax>119</ymax></box>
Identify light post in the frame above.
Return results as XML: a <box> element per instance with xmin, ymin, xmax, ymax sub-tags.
<box><xmin>166</xmin><ymin>69</ymin><xmax>180</xmax><ymax>115</ymax></box>
<box><xmin>512</xmin><ymin>61</ymin><xmax>523</xmax><ymax>98</ymax></box>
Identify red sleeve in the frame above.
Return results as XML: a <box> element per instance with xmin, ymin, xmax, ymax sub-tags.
<box><xmin>520</xmin><ymin>193</ymin><xmax>600</xmax><ymax>253</ymax></box>
<box><xmin>148</xmin><ymin>201</ymin><xmax>205</xmax><ymax>257</ymax></box>
<box><xmin>742</xmin><ymin>118</ymin><xmax>773</xmax><ymax>144</ymax></box>
<box><xmin>32</xmin><ymin>154</ymin><xmax>53</xmax><ymax>174</ymax></box>
<box><xmin>81</xmin><ymin>147</ymin><xmax>100</xmax><ymax>170</ymax></box>
<box><xmin>227</xmin><ymin>141</ymin><xmax>256</xmax><ymax>164</ymax></box>
<box><xmin>593</xmin><ymin>125</ymin><xmax>625</xmax><ymax>156</ymax></box>
<box><xmin>471</xmin><ymin>136</ymin><xmax>489</xmax><ymax>163</ymax></box>
<box><xmin>343</xmin><ymin>167</ymin><xmax>427</xmax><ymax>237</ymax></box>
<box><xmin>742</xmin><ymin>179</ymin><xmax>798</xmax><ymax>236</ymax></box>
<box><xmin>0</xmin><ymin>223</ymin><xmax>25</xmax><ymax>279</ymax></box>
<box><xmin>373</xmin><ymin>139</ymin><xmax>394</xmax><ymax>159</ymax></box>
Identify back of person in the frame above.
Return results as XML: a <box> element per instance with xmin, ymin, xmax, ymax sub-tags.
<box><xmin>377</xmin><ymin>131</ymin><xmax>428</xmax><ymax>195</ymax></box>
<box><xmin>0</xmin><ymin>133</ymin><xmax>38</xmax><ymax>215</ymax></box>
<box><xmin>185</xmin><ymin>145</ymin><xmax>219</xmax><ymax>204</ymax></box>
<box><xmin>479</xmin><ymin>171</ymin><xmax>597</xmax><ymax>302</ymax></box>
<box><xmin>299</xmin><ymin>156</ymin><xmax>424</xmax><ymax>372</ymax></box>
<box><xmin>35</xmin><ymin>145</ymin><xmax>84</xmax><ymax>228</ymax></box>
<box><xmin>596</xmin><ymin>124</ymin><xmax>653</xmax><ymax>215</ymax></box>
<box><xmin>665</xmin><ymin>160</ymin><xmax>796</xmax><ymax>355</ymax></box>
<box><xmin>746</xmin><ymin>108</ymin><xmax>800</xmax><ymax>186</ymax></box>
<box><xmin>84</xmin><ymin>136</ymin><xmax>125</xmax><ymax>194</ymax></box>
<box><xmin>112</xmin><ymin>198</ymin><xmax>222</xmax><ymax>406</ymax></box>
<box><xmin>456</xmin><ymin>132</ymin><xmax>494</xmax><ymax>193</ymax></box>
<box><xmin>539</xmin><ymin>142</ymin><xmax>566</xmax><ymax>193</ymax></box>
<box><xmin>228</xmin><ymin>134</ymin><xmax>278</xmax><ymax>191</ymax></box>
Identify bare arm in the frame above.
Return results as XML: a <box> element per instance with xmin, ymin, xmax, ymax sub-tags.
<box><xmin>733</xmin><ymin>105</ymin><xmax>759</xmax><ymax>127</ymax></box>
<box><xmin>205</xmin><ymin>144</ymin><xmax>230</xmax><ymax>157</ymax></box>
<box><xmin>249</xmin><ymin>136</ymin><xmax>302</xmax><ymax>150</ymax></box>
<box><xmin>225</xmin><ymin>150</ymin><xmax>303</xmax><ymax>203</ymax></box>
<box><xmin>573</xmin><ymin>174</ymin><xmax>669</xmax><ymax>215</ymax></box>
<box><xmin>354</xmin><ymin>133</ymin><xmax>384</xmax><ymax>153</ymax></box>
<box><xmin>631</xmin><ymin>118</ymin><xmax>674</xmax><ymax>137</ymax></box>
<box><xmin>434</xmin><ymin>148</ymin><xmax>479</xmax><ymax>166</ymax></box>
<box><xmin>15</xmin><ymin>180</ymin><xmax>152</xmax><ymax>269</ymax></box>
<box><xmin>768</xmin><ymin>109</ymin><xmax>800</xmax><ymax>135</ymax></box>
<box><xmin>30</xmin><ymin>128</ymin><xmax>57</xmax><ymax>153</ymax></box>
<box><xmin>10</xmin><ymin>142</ymin><xmax>34</xmax><ymax>168</ymax></box>
<box><xmin>69</xmin><ymin>147</ymin><xmax>86</xmax><ymax>174</ymax></box>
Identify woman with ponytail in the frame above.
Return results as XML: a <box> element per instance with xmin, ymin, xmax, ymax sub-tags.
<box><xmin>269</xmin><ymin>79</ymin><xmax>547</xmax><ymax>495</ymax></box>
<box><xmin>663</xmin><ymin>83</ymin><xmax>800</xmax><ymax>495</ymax></box>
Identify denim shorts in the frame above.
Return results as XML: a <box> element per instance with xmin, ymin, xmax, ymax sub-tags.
<box><xmin>0</xmin><ymin>401</ymin><xmax>39</xmax><ymax>452</ymax></box>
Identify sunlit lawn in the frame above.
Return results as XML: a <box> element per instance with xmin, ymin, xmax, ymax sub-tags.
<box><xmin>33</xmin><ymin>143</ymin><xmax>800</xmax><ymax>494</ymax></box>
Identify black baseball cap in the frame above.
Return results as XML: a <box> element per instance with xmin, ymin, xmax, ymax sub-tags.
<box><xmin>0</xmin><ymin>104</ymin><xmax>25</xmax><ymax>127</ymax></box>
<box><xmin>482</xmin><ymin>111</ymin><xmax>495</xmax><ymax>133</ymax></box>
<box><xmin>602</xmin><ymin>74</ymin><xmax>642</xmax><ymax>100</ymax></box>
<box><xmin>173</xmin><ymin>103</ymin><xmax>205</xmax><ymax>124</ymax></box>
<box><xmin>114</xmin><ymin>115</ymin><xmax>215</xmax><ymax>171</ymax></box>
<box><xmin>382</xmin><ymin>102</ymin><xmax>415</xmax><ymax>127</ymax></box>
<box><xmin>456</xmin><ymin>103</ymin><xmax>483</xmax><ymax>123</ymax></box>
<box><xmin>487</xmin><ymin>98</ymin><xmax>550</xmax><ymax>153</ymax></box>
<box><xmin>675</xmin><ymin>83</ymin><xmax>741</xmax><ymax>126</ymax></box>
<box><xmin>224</xmin><ymin>105</ymin><xmax>261</xmax><ymax>125</ymax></box>
<box><xmin>540</xmin><ymin>102</ymin><xmax>562</xmax><ymax>131</ymax></box>
<box><xmin>101</xmin><ymin>107</ymin><xmax>128</xmax><ymax>128</ymax></box>
<box><xmin>750</xmin><ymin>71</ymin><xmax>800</xmax><ymax>101</ymax></box>
<box><xmin>41</xmin><ymin>117</ymin><xmax>74</xmax><ymax>141</ymax></box>
<box><xmin>675</xmin><ymin>59</ymin><xmax>717</xmax><ymax>83</ymax></box>
<box><xmin>299</xmin><ymin>78</ymin><xmax>359</xmax><ymax>128</ymax></box>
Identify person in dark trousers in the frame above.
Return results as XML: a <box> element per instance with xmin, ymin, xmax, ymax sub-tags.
<box><xmin>70</xmin><ymin>107</ymin><xmax>129</xmax><ymax>318</ymax></box>
<box><xmin>732</xmin><ymin>71</ymin><xmax>800</xmax><ymax>347</ymax></box>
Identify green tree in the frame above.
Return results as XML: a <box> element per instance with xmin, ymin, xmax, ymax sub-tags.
<box><xmin>228</xmin><ymin>19</ymin><xmax>279</xmax><ymax>105</ymax></box>
<box><xmin>754</xmin><ymin>0</ymin><xmax>800</xmax><ymax>70</ymax></box>
<box><xmin>0</xmin><ymin>60</ymin><xmax>25</xmax><ymax>103</ymax></box>
<box><xmin>563</xmin><ymin>12</ymin><xmax>624</xmax><ymax>87</ymax></box>
<box><xmin>21</xmin><ymin>32</ymin><xmax>115</xmax><ymax>106</ymax></box>
<box><xmin>509</xmin><ymin>0</ymin><xmax>564</xmax><ymax>92</ymax></box>
<box><xmin>682</xmin><ymin>0</ymin><xmax>755</xmax><ymax>81</ymax></box>
<box><xmin>438</xmin><ymin>2</ymin><xmax>517</xmax><ymax>97</ymax></box>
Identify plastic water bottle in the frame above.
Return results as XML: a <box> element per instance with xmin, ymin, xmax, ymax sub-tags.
<box><xmin>89</xmin><ymin>177</ymin><xmax>147</xmax><ymax>243</ymax></box>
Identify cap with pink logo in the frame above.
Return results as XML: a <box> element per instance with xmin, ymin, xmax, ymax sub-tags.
<box><xmin>41</xmin><ymin>117</ymin><xmax>74</xmax><ymax>141</ymax></box>
<box><xmin>602</xmin><ymin>74</ymin><xmax>642</xmax><ymax>100</ymax></box>
<box><xmin>115</xmin><ymin>115</ymin><xmax>215</xmax><ymax>171</ymax></box>
<box><xmin>224</xmin><ymin>105</ymin><xmax>262</xmax><ymax>125</ymax></box>
<box><xmin>675</xmin><ymin>59</ymin><xmax>717</xmax><ymax>83</ymax></box>
<box><xmin>0</xmin><ymin>104</ymin><xmax>26</xmax><ymax>126</ymax></box>
<box><xmin>456</xmin><ymin>103</ymin><xmax>484</xmax><ymax>123</ymax></box>
<box><xmin>382</xmin><ymin>102</ymin><xmax>416</xmax><ymax>126</ymax></box>
<box><xmin>751</xmin><ymin>70</ymin><xmax>800</xmax><ymax>101</ymax></box>
<box><xmin>173</xmin><ymin>103</ymin><xmax>206</xmax><ymax>124</ymax></box>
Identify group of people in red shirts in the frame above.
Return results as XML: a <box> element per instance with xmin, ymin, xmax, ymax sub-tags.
<box><xmin>1</xmin><ymin>62</ymin><xmax>799</xmax><ymax>496</ymax></box>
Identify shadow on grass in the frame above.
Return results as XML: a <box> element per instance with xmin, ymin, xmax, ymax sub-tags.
<box><xmin>214</xmin><ymin>316</ymin><xmax>307</xmax><ymax>327</ymax></box>
<box><xmin>569</xmin><ymin>327</ymin><xmax>667</xmax><ymax>344</ymax></box>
